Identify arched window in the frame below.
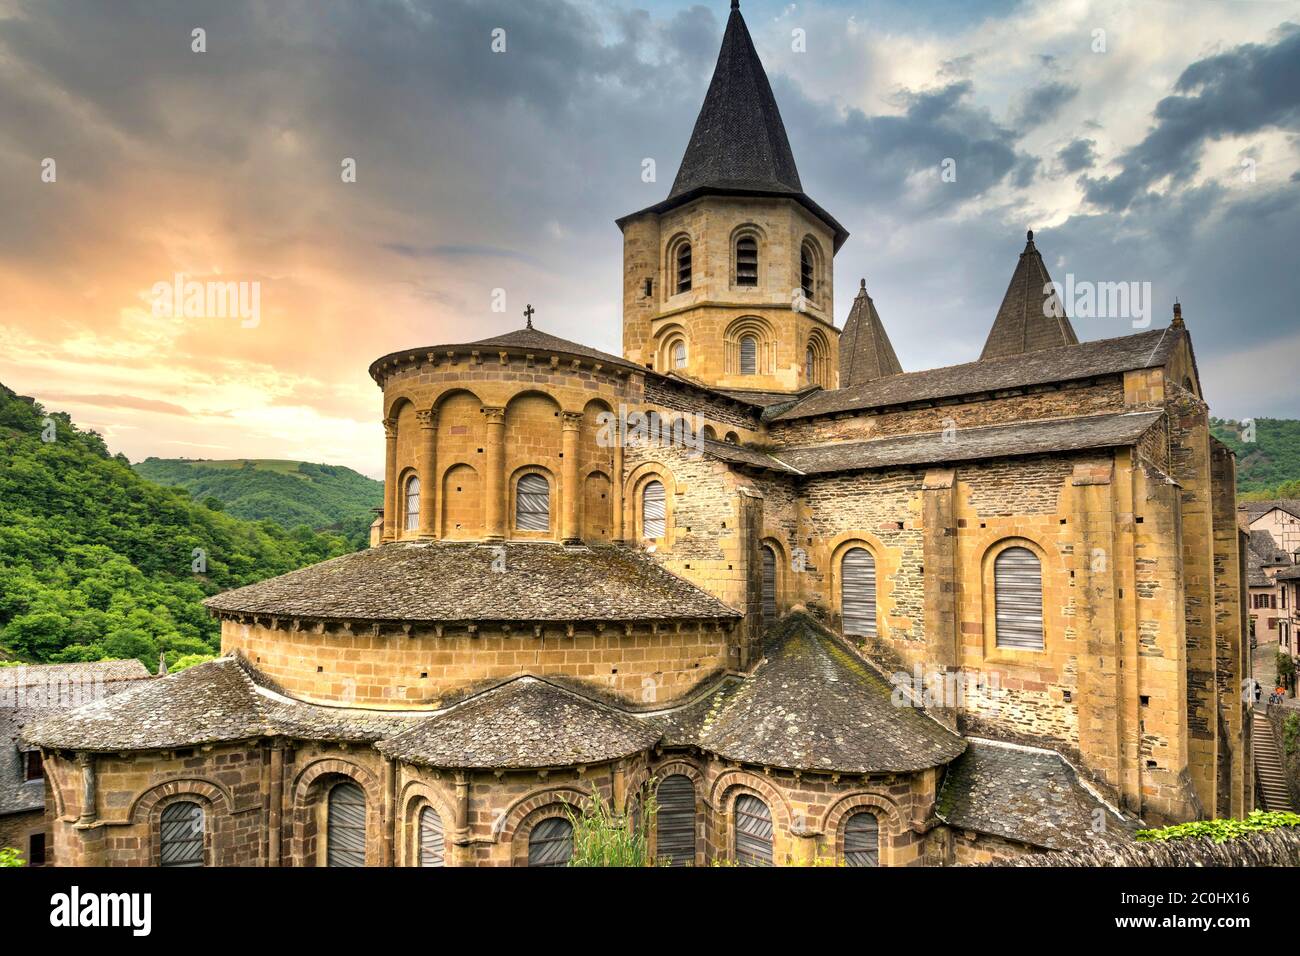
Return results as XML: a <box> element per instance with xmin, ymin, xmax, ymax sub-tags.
<box><xmin>159</xmin><ymin>801</ymin><xmax>204</xmax><ymax>867</ymax></box>
<box><xmin>800</xmin><ymin>242</ymin><xmax>815</xmax><ymax>301</ymax></box>
<box><xmin>842</xmin><ymin>547</ymin><xmax>877</xmax><ymax>637</ymax></box>
<box><xmin>761</xmin><ymin>545</ymin><xmax>777</xmax><ymax>623</ymax></box>
<box><xmin>642</xmin><ymin>480</ymin><xmax>666</xmax><ymax>540</ymax></box>
<box><xmin>739</xmin><ymin>334</ymin><xmax>758</xmax><ymax>375</ymax></box>
<box><xmin>805</xmin><ymin>346</ymin><xmax>815</xmax><ymax>382</ymax></box>
<box><xmin>656</xmin><ymin>775</ymin><xmax>697</xmax><ymax>867</ymax></box>
<box><xmin>515</xmin><ymin>473</ymin><xmax>550</xmax><ymax>532</ymax></box>
<box><xmin>675</xmin><ymin>242</ymin><xmax>692</xmax><ymax>294</ymax></box>
<box><xmin>404</xmin><ymin>475</ymin><xmax>421</xmax><ymax>531</ymax></box>
<box><xmin>844</xmin><ymin>812</ymin><xmax>880</xmax><ymax>867</ymax></box>
<box><xmin>528</xmin><ymin>816</ymin><xmax>573</xmax><ymax>867</ymax></box>
<box><xmin>327</xmin><ymin>781</ymin><xmax>367</xmax><ymax>868</ymax></box>
<box><xmin>672</xmin><ymin>340</ymin><xmax>687</xmax><ymax>369</ymax></box>
<box><xmin>994</xmin><ymin>546</ymin><xmax>1044</xmax><ymax>649</ymax></box>
<box><xmin>733</xmin><ymin>794</ymin><xmax>773</xmax><ymax>866</ymax></box>
<box><xmin>735</xmin><ymin>236</ymin><xmax>758</xmax><ymax>287</ymax></box>
<box><xmin>419</xmin><ymin>806</ymin><xmax>445</xmax><ymax>867</ymax></box>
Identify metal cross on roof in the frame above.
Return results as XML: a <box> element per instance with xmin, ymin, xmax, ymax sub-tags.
<box><xmin>523</xmin><ymin>304</ymin><xmax>535</xmax><ymax>329</ymax></box>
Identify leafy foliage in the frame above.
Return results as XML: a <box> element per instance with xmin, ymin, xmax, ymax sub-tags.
<box><xmin>1211</xmin><ymin>417</ymin><xmax>1300</xmax><ymax>495</ymax></box>
<box><xmin>0</xmin><ymin>847</ymin><xmax>24</xmax><ymax>867</ymax></box>
<box><xmin>0</xmin><ymin>383</ymin><xmax>352</xmax><ymax>670</ymax></box>
<box><xmin>1135</xmin><ymin>809</ymin><xmax>1300</xmax><ymax>843</ymax></box>
<box><xmin>566</xmin><ymin>785</ymin><xmax>657</xmax><ymax>867</ymax></box>
<box><xmin>1284</xmin><ymin>713</ymin><xmax>1300</xmax><ymax>758</ymax></box>
<box><xmin>133</xmin><ymin>457</ymin><xmax>382</xmax><ymax>550</ymax></box>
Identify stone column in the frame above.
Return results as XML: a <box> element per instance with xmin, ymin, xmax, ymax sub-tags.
<box><xmin>612</xmin><ymin>431</ymin><xmax>625</xmax><ymax>543</ymax></box>
<box><xmin>77</xmin><ymin>753</ymin><xmax>96</xmax><ymax>825</ymax></box>
<box><xmin>483</xmin><ymin>406</ymin><xmax>506</xmax><ymax>542</ymax></box>
<box><xmin>452</xmin><ymin>772</ymin><xmax>471</xmax><ymax>867</ymax></box>
<box><xmin>416</xmin><ymin>409</ymin><xmax>438</xmax><ymax>539</ymax></box>
<box><xmin>268</xmin><ymin>740</ymin><xmax>285</xmax><ymax>867</ymax></box>
<box><xmin>561</xmin><ymin>411</ymin><xmax>582</xmax><ymax>544</ymax></box>
<box><xmin>382</xmin><ymin>417</ymin><xmax>398</xmax><ymax>543</ymax></box>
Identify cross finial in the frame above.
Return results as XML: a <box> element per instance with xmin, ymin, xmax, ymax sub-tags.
<box><xmin>523</xmin><ymin>304</ymin><xmax>535</xmax><ymax>329</ymax></box>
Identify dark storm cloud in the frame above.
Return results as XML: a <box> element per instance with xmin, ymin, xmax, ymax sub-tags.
<box><xmin>1013</xmin><ymin>81</ymin><xmax>1079</xmax><ymax>130</ymax></box>
<box><xmin>1083</xmin><ymin>23</ymin><xmax>1300</xmax><ymax>211</ymax></box>
<box><xmin>1058</xmin><ymin>138</ymin><xmax>1097</xmax><ymax>173</ymax></box>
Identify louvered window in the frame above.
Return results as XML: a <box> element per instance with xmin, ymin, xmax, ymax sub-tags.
<box><xmin>159</xmin><ymin>801</ymin><xmax>204</xmax><ymax>867</ymax></box>
<box><xmin>642</xmin><ymin>480</ymin><xmax>666</xmax><ymax>539</ymax></box>
<box><xmin>672</xmin><ymin>341</ymin><xmax>687</xmax><ymax>369</ymax></box>
<box><xmin>733</xmin><ymin>794</ymin><xmax>773</xmax><ymax>866</ymax></box>
<box><xmin>842</xmin><ymin>547</ymin><xmax>877</xmax><ymax>637</ymax></box>
<box><xmin>994</xmin><ymin>546</ymin><xmax>1044</xmax><ymax>650</ymax></box>
<box><xmin>655</xmin><ymin>775</ymin><xmax>696</xmax><ymax>867</ymax></box>
<box><xmin>404</xmin><ymin>475</ymin><xmax>420</xmax><ymax>531</ymax></box>
<box><xmin>327</xmin><ymin>781</ymin><xmax>367</xmax><ymax>867</ymax></box>
<box><xmin>739</xmin><ymin>335</ymin><xmax>758</xmax><ymax>375</ymax></box>
<box><xmin>761</xmin><ymin>545</ymin><xmax>777</xmax><ymax>623</ymax></box>
<box><xmin>735</xmin><ymin>236</ymin><xmax>758</xmax><ymax>286</ymax></box>
<box><xmin>675</xmin><ymin>243</ymin><xmax>692</xmax><ymax>294</ymax></box>
<box><xmin>419</xmin><ymin>806</ymin><xmax>444</xmax><ymax>867</ymax></box>
<box><xmin>528</xmin><ymin>817</ymin><xmax>573</xmax><ymax>867</ymax></box>
<box><xmin>843</xmin><ymin>812</ymin><xmax>879</xmax><ymax>866</ymax></box>
<box><xmin>515</xmin><ymin>473</ymin><xmax>550</xmax><ymax>532</ymax></box>
<box><xmin>800</xmin><ymin>244</ymin><xmax>814</xmax><ymax>300</ymax></box>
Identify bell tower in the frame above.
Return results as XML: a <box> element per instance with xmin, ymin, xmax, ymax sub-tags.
<box><xmin>616</xmin><ymin>0</ymin><xmax>848</xmax><ymax>393</ymax></box>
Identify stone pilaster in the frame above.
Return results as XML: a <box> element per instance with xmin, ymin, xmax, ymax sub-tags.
<box><xmin>561</xmin><ymin>411</ymin><xmax>582</xmax><ymax>544</ymax></box>
<box><xmin>416</xmin><ymin>409</ymin><xmax>438</xmax><ymax>539</ymax></box>
<box><xmin>483</xmin><ymin>406</ymin><xmax>506</xmax><ymax>542</ymax></box>
<box><xmin>382</xmin><ymin>417</ymin><xmax>398</xmax><ymax>543</ymax></box>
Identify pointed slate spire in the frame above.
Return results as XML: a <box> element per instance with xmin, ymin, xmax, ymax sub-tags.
<box><xmin>668</xmin><ymin>1</ymin><xmax>803</xmax><ymax>199</ymax></box>
<box><xmin>979</xmin><ymin>230</ymin><xmax>1079</xmax><ymax>361</ymax></box>
<box><xmin>839</xmin><ymin>278</ymin><xmax>903</xmax><ymax>387</ymax></box>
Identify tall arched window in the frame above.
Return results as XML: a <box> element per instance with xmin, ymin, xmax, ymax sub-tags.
<box><xmin>805</xmin><ymin>346</ymin><xmax>815</xmax><ymax>382</ymax></box>
<box><xmin>656</xmin><ymin>775</ymin><xmax>697</xmax><ymax>866</ymax></box>
<box><xmin>844</xmin><ymin>812</ymin><xmax>880</xmax><ymax>866</ymax></box>
<box><xmin>735</xmin><ymin>236</ymin><xmax>758</xmax><ymax>286</ymax></box>
<box><xmin>528</xmin><ymin>817</ymin><xmax>574</xmax><ymax>867</ymax></box>
<box><xmin>842</xmin><ymin>547</ymin><xmax>877</xmax><ymax>637</ymax></box>
<box><xmin>800</xmin><ymin>242</ymin><xmax>815</xmax><ymax>301</ymax></box>
<box><xmin>739</xmin><ymin>334</ymin><xmax>758</xmax><ymax>375</ymax></box>
<box><xmin>419</xmin><ymin>806</ymin><xmax>445</xmax><ymax>867</ymax></box>
<box><xmin>404</xmin><ymin>475</ymin><xmax>421</xmax><ymax>531</ymax></box>
<box><xmin>994</xmin><ymin>546</ymin><xmax>1044</xmax><ymax>649</ymax></box>
<box><xmin>675</xmin><ymin>242</ymin><xmax>692</xmax><ymax>294</ymax></box>
<box><xmin>326</xmin><ymin>781</ymin><xmax>367</xmax><ymax>868</ymax></box>
<box><xmin>642</xmin><ymin>480</ymin><xmax>666</xmax><ymax>540</ymax></box>
<box><xmin>672</xmin><ymin>340</ymin><xmax>687</xmax><ymax>369</ymax></box>
<box><xmin>733</xmin><ymin>794</ymin><xmax>773</xmax><ymax>866</ymax></box>
<box><xmin>761</xmin><ymin>545</ymin><xmax>777</xmax><ymax>623</ymax></box>
<box><xmin>159</xmin><ymin>801</ymin><xmax>204</xmax><ymax>867</ymax></box>
<box><xmin>515</xmin><ymin>473</ymin><xmax>550</xmax><ymax>532</ymax></box>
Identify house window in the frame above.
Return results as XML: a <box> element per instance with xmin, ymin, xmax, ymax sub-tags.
<box><xmin>642</xmin><ymin>480</ymin><xmax>666</xmax><ymax>540</ymax></box>
<box><xmin>733</xmin><ymin>794</ymin><xmax>773</xmax><ymax>866</ymax></box>
<box><xmin>844</xmin><ymin>812</ymin><xmax>880</xmax><ymax>866</ymax></box>
<box><xmin>515</xmin><ymin>473</ymin><xmax>550</xmax><ymax>532</ymax></box>
<box><xmin>528</xmin><ymin>817</ymin><xmax>574</xmax><ymax>867</ymax></box>
<box><xmin>672</xmin><ymin>340</ymin><xmax>687</xmax><ymax>369</ymax></box>
<box><xmin>404</xmin><ymin>475</ymin><xmax>421</xmax><ymax>531</ymax></box>
<box><xmin>739</xmin><ymin>335</ymin><xmax>758</xmax><ymax>375</ymax></box>
<box><xmin>841</xmin><ymin>547</ymin><xmax>877</xmax><ymax>637</ymax></box>
<box><xmin>800</xmin><ymin>243</ymin><xmax>814</xmax><ymax>300</ymax></box>
<box><xmin>159</xmin><ymin>801</ymin><xmax>204</xmax><ymax>867</ymax></box>
<box><xmin>27</xmin><ymin>833</ymin><xmax>46</xmax><ymax>867</ymax></box>
<box><xmin>23</xmin><ymin>751</ymin><xmax>43</xmax><ymax>782</ymax></box>
<box><xmin>675</xmin><ymin>242</ymin><xmax>692</xmax><ymax>294</ymax></box>
<box><xmin>761</xmin><ymin>545</ymin><xmax>777</xmax><ymax>623</ymax></box>
<box><xmin>419</xmin><ymin>806</ymin><xmax>445</xmax><ymax>867</ymax></box>
<box><xmin>326</xmin><ymin>781</ymin><xmax>367</xmax><ymax>868</ymax></box>
<box><xmin>994</xmin><ymin>546</ymin><xmax>1045</xmax><ymax>650</ymax></box>
<box><xmin>735</xmin><ymin>236</ymin><xmax>758</xmax><ymax>286</ymax></box>
<box><xmin>655</xmin><ymin>775</ymin><xmax>696</xmax><ymax>867</ymax></box>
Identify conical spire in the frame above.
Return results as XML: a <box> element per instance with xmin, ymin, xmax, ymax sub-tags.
<box><xmin>840</xmin><ymin>279</ymin><xmax>903</xmax><ymax>387</ymax></box>
<box><xmin>979</xmin><ymin>230</ymin><xmax>1078</xmax><ymax>361</ymax></box>
<box><xmin>668</xmin><ymin>2</ymin><xmax>802</xmax><ymax>199</ymax></box>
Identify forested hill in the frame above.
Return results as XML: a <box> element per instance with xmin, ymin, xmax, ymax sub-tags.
<box><xmin>1211</xmin><ymin>418</ymin><xmax>1300</xmax><ymax>497</ymax></box>
<box><xmin>133</xmin><ymin>458</ymin><xmax>382</xmax><ymax>548</ymax></box>
<box><xmin>0</xmin><ymin>384</ymin><xmax>351</xmax><ymax>670</ymax></box>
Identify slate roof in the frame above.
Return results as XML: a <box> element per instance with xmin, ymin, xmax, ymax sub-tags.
<box><xmin>204</xmin><ymin>541</ymin><xmax>741</xmax><ymax>624</ymax></box>
<box><xmin>774</xmin><ymin>326</ymin><xmax>1181</xmax><ymax>421</ymax></box>
<box><xmin>2</xmin><ymin>661</ymin><xmax>150</xmax><ymax>815</ymax></box>
<box><xmin>979</xmin><ymin>231</ymin><xmax>1079</xmax><ymax>361</ymax></box>
<box><xmin>1245</xmin><ymin>500</ymin><xmax>1300</xmax><ymax>524</ymax></box>
<box><xmin>1247</xmin><ymin>544</ymin><xmax>1269</xmax><ymax>588</ymax></box>
<box><xmin>369</xmin><ymin>325</ymin><xmax>641</xmax><ymax>382</ymax></box>
<box><xmin>937</xmin><ymin>738</ymin><xmax>1138</xmax><ymax>851</ymax></box>
<box><xmin>378</xmin><ymin>677</ymin><xmax>660</xmax><ymax>770</ymax></box>
<box><xmin>1249</xmin><ymin>529</ymin><xmax>1291</xmax><ymax>567</ymax></box>
<box><xmin>687</xmin><ymin>614</ymin><xmax>964</xmax><ymax>773</ymax></box>
<box><xmin>839</xmin><ymin>280</ymin><xmax>903</xmax><ymax>388</ymax></box>
<box><xmin>741</xmin><ymin>410</ymin><xmax>1163</xmax><ymax>476</ymax></box>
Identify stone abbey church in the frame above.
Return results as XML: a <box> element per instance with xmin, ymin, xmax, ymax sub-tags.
<box><xmin>25</xmin><ymin>3</ymin><xmax>1250</xmax><ymax>867</ymax></box>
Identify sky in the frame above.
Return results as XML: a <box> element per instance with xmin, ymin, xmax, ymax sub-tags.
<box><xmin>0</xmin><ymin>0</ymin><xmax>1297</xmax><ymax>479</ymax></box>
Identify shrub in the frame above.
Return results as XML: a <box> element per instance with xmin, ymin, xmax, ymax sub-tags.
<box><xmin>0</xmin><ymin>847</ymin><xmax>25</xmax><ymax>867</ymax></box>
<box><xmin>1136</xmin><ymin>809</ymin><xmax>1300</xmax><ymax>843</ymax></box>
<box><xmin>566</xmin><ymin>785</ymin><xmax>657</xmax><ymax>867</ymax></box>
